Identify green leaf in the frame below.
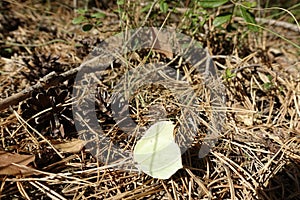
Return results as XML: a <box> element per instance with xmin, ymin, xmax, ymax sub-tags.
<box><xmin>75</xmin><ymin>9</ymin><xmax>87</xmax><ymax>15</ymax></box>
<box><xmin>242</xmin><ymin>1</ymin><xmax>257</xmax><ymax>8</ymax></box>
<box><xmin>239</xmin><ymin>6</ymin><xmax>258</xmax><ymax>32</ymax></box>
<box><xmin>224</xmin><ymin>68</ymin><xmax>236</xmax><ymax>79</ymax></box>
<box><xmin>117</xmin><ymin>0</ymin><xmax>124</xmax><ymax>5</ymax></box>
<box><xmin>4</xmin><ymin>48</ymin><xmax>12</xmax><ymax>54</ymax></box>
<box><xmin>72</xmin><ymin>15</ymin><xmax>86</xmax><ymax>25</ymax></box>
<box><xmin>91</xmin><ymin>12</ymin><xmax>106</xmax><ymax>19</ymax></box>
<box><xmin>263</xmin><ymin>82</ymin><xmax>272</xmax><ymax>90</ymax></box>
<box><xmin>213</xmin><ymin>14</ymin><xmax>231</xmax><ymax>27</ymax></box>
<box><xmin>141</xmin><ymin>3</ymin><xmax>152</xmax><ymax>13</ymax></box>
<box><xmin>159</xmin><ymin>1</ymin><xmax>168</xmax><ymax>13</ymax></box>
<box><xmin>81</xmin><ymin>24</ymin><xmax>93</xmax><ymax>32</ymax></box>
<box><xmin>199</xmin><ymin>0</ymin><xmax>229</xmax><ymax>8</ymax></box>
<box><xmin>95</xmin><ymin>20</ymin><xmax>103</xmax><ymax>25</ymax></box>
<box><xmin>74</xmin><ymin>43</ymin><xmax>83</xmax><ymax>47</ymax></box>
<box><xmin>267</xmin><ymin>74</ymin><xmax>273</xmax><ymax>81</ymax></box>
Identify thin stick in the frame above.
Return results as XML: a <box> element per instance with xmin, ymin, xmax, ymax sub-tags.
<box><xmin>0</xmin><ymin>66</ymin><xmax>81</xmax><ymax>111</ymax></box>
<box><xmin>234</xmin><ymin>16</ymin><xmax>300</xmax><ymax>33</ymax></box>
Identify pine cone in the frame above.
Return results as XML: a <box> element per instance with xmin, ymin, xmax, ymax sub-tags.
<box><xmin>21</xmin><ymin>86</ymin><xmax>76</xmax><ymax>138</ymax></box>
<box><xmin>21</xmin><ymin>53</ymin><xmax>68</xmax><ymax>83</ymax></box>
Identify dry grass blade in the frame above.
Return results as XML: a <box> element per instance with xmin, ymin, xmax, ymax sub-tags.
<box><xmin>211</xmin><ymin>152</ymin><xmax>257</xmax><ymax>193</ymax></box>
<box><xmin>13</xmin><ymin>110</ymin><xmax>64</xmax><ymax>158</ymax></box>
<box><xmin>29</xmin><ymin>181</ymin><xmax>67</xmax><ymax>200</ymax></box>
<box><xmin>16</xmin><ymin>181</ymin><xmax>30</xmax><ymax>200</ymax></box>
<box><xmin>185</xmin><ymin>168</ymin><xmax>211</xmax><ymax>198</ymax></box>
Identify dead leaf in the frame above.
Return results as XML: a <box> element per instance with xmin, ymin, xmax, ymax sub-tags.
<box><xmin>53</xmin><ymin>139</ymin><xmax>86</xmax><ymax>153</ymax></box>
<box><xmin>0</xmin><ymin>151</ymin><xmax>35</xmax><ymax>175</ymax></box>
<box><xmin>233</xmin><ymin>104</ymin><xmax>254</xmax><ymax>126</ymax></box>
<box><xmin>258</xmin><ymin>71</ymin><xmax>270</xmax><ymax>84</ymax></box>
<box><xmin>150</xmin><ymin>27</ymin><xmax>174</xmax><ymax>59</ymax></box>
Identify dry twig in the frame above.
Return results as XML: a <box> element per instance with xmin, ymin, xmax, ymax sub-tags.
<box><xmin>0</xmin><ymin>67</ymin><xmax>81</xmax><ymax>111</ymax></box>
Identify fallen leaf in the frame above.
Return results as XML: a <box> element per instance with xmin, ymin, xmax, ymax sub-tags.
<box><xmin>150</xmin><ymin>27</ymin><xmax>174</xmax><ymax>59</ymax></box>
<box><xmin>53</xmin><ymin>139</ymin><xmax>86</xmax><ymax>153</ymax></box>
<box><xmin>233</xmin><ymin>104</ymin><xmax>254</xmax><ymax>126</ymax></box>
<box><xmin>0</xmin><ymin>151</ymin><xmax>35</xmax><ymax>175</ymax></box>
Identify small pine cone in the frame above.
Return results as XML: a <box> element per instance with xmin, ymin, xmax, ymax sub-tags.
<box><xmin>21</xmin><ymin>53</ymin><xmax>68</xmax><ymax>83</ymax></box>
<box><xmin>21</xmin><ymin>86</ymin><xmax>76</xmax><ymax>138</ymax></box>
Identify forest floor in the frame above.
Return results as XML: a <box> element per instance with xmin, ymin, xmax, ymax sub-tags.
<box><xmin>0</xmin><ymin>0</ymin><xmax>299</xmax><ymax>199</ymax></box>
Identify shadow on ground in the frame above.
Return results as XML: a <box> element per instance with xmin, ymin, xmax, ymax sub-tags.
<box><xmin>258</xmin><ymin>161</ymin><xmax>300</xmax><ymax>200</ymax></box>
